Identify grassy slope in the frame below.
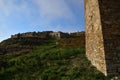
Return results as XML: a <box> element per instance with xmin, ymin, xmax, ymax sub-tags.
<box><xmin>0</xmin><ymin>37</ymin><xmax>118</xmax><ymax>80</ymax></box>
<box><xmin>0</xmin><ymin>44</ymin><xmax>112</xmax><ymax>80</ymax></box>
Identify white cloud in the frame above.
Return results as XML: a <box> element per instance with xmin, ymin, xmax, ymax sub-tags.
<box><xmin>0</xmin><ymin>0</ymin><xmax>32</xmax><ymax>41</ymax></box>
<box><xmin>34</xmin><ymin>0</ymin><xmax>75</xmax><ymax>20</ymax></box>
<box><xmin>0</xmin><ymin>0</ymin><xmax>83</xmax><ymax>27</ymax></box>
<box><xmin>33</xmin><ymin>0</ymin><xmax>85</xmax><ymax>29</ymax></box>
<box><xmin>0</xmin><ymin>0</ymin><xmax>31</xmax><ymax>17</ymax></box>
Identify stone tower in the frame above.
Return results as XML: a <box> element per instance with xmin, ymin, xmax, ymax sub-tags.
<box><xmin>85</xmin><ymin>0</ymin><xmax>120</xmax><ymax>76</ymax></box>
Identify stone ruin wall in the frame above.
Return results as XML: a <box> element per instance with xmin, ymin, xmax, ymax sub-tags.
<box><xmin>85</xmin><ymin>0</ymin><xmax>107</xmax><ymax>75</ymax></box>
<box><xmin>85</xmin><ymin>0</ymin><xmax>120</xmax><ymax>76</ymax></box>
<box><xmin>11</xmin><ymin>32</ymin><xmax>70</xmax><ymax>39</ymax></box>
<box><xmin>99</xmin><ymin>0</ymin><xmax>120</xmax><ymax>75</ymax></box>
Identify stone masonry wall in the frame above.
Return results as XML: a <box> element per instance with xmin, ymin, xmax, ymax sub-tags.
<box><xmin>85</xmin><ymin>0</ymin><xmax>120</xmax><ymax>76</ymax></box>
<box><xmin>98</xmin><ymin>0</ymin><xmax>120</xmax><ymax>75</ymax></box>
<box><xmin>85</xmin><ymin>0</ymin><xmax>107</xmax><ymax>75</ymax></box>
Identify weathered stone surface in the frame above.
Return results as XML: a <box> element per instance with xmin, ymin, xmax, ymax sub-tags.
<box><xmin>85</xmin><ymin>0</ymin><xmax>120</xmax><ymax>76</ymax></box>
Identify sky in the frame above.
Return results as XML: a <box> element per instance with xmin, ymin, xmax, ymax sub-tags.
<box><xmin>0</xmin><ymin>0</ymin><xmax>85</xmax><ymax>42</ymax></box>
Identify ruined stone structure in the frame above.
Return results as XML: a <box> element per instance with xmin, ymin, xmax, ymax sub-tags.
<box><xmin>70</xmin><ymin>31</ymin><xmax>85</xmax><ymax>37</ymax></box>
<box><xmin>85</xmin><ymin>0</ymin><xmax>120</xmax><ymax>76</ymax></box>
<box><xmin>11</xmin><ymin>31</ymin><xmax>70</xmax><ymax>39</ymax></box>
<box><xmin>50</xmin><ymin>32</ymin><xmax>69</xmax><ymax>39</ymax></box>
<box><xmin>11</xmin><ymin>32</ymin><xmax>36</xmax><ymax>38</ymax></box>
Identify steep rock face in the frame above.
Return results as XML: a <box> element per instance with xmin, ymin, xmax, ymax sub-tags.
<box><xmin>85</xmin><ymin>0</ymin><xmax>120</xmax><ymax>76</ymax></box>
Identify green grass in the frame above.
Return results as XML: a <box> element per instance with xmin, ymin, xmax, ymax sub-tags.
<box><xmin>0</xmin><ymin>44</ymin><xmax>113</xmax><ymax>80</ymax></box>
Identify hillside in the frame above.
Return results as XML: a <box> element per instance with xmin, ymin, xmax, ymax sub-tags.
<box><xmin>0</xmin><ymin>37</ymin><xmax>54</xmax><ymax>56</ymax></box>
<box><xmin>0</xmin><ymin>31</ymin><xmax>118</xmax><ymax>80</ymax></box>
